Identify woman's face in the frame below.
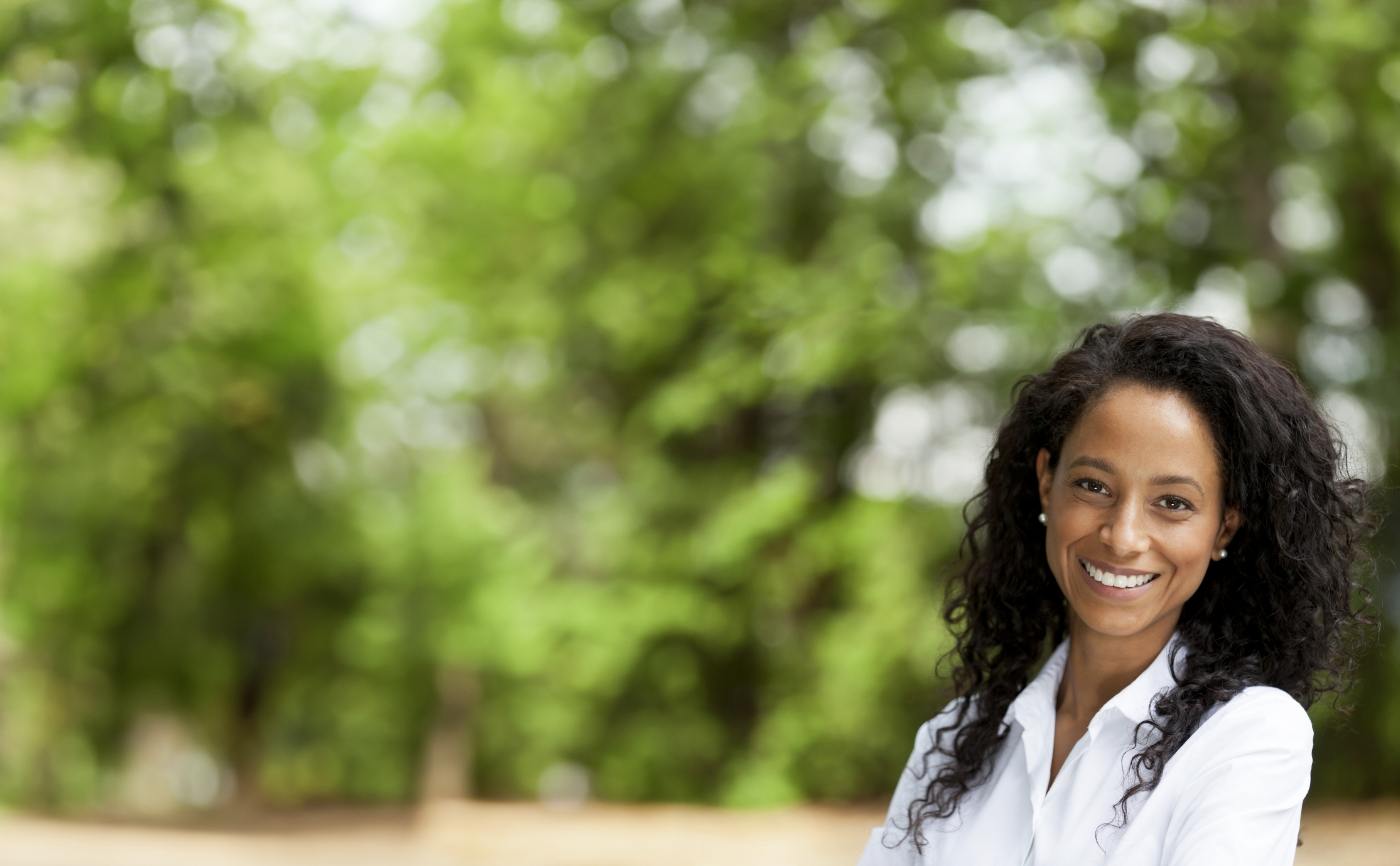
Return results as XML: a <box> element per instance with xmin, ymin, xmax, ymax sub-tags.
<box><xmin>1035</xmin><ymin>383</ymin><xmax>1241</xmax><ymax>644</ymax></box>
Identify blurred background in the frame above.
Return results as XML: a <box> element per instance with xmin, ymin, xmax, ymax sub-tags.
<box><xmin>1</xmin><ymin>0</ymin><xmax>1398</xmax><ymax>862</ymax></box>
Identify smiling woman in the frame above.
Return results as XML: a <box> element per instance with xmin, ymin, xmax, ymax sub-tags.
<box><xmin>1035</xmin><ymin>385</ymin><xmax>1239</xmax><ymax>687</ymax></box>
<box><xmin>859</xmin><ymin>313</ymin><xmax>1379</xmax><ymax>866</ymax></box>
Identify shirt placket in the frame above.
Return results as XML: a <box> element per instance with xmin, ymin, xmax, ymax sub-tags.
<box><xmin>1021</xmin><ymin>727</ymin><xmax>1095</xmax><ymax>866</ymax></box>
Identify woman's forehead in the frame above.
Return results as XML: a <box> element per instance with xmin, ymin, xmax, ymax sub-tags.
<box><xmin>1062</xmin><ymin>384</ymin><xmax>1221</xmax><ymax>483</ymax></box>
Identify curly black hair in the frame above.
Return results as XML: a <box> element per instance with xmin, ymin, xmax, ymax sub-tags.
<box><xmin>897</xmin><ymin>312</ymin><xmax>1379</xmax><ymax>853</ymax></box>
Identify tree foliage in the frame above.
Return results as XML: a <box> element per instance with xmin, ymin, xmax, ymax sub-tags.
<box><xmin>0</xmin><ymin>0</ymin><xmax>1395</xmax><ymax>809</ymax></box>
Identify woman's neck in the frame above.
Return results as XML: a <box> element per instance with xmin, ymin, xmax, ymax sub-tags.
<box><xmin>1055</xmin><ymin>620</ymin><xmax>1176</xmax><ymax>724</ymax></box>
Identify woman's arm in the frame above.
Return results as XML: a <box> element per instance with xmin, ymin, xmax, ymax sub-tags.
<box><xmin>857</xmin><ymin>698</ymin><xmax>965</xmax><ymax>866</ymax></box>
<box><xmin>1160</xmin><ymin>687</ymin><xmax>1313</xmax><ymax>866</ymax></box>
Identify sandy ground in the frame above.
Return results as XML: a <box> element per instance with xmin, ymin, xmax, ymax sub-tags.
<box><xmin>0</xmin><ymin>799</ymin><xmax>1396</xmax><ymax>866</ymax></box>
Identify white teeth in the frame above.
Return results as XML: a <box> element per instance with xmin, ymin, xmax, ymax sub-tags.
<box><xmin>1081</xmin><ymin>558</ymin><xmax>1157</xmax><ymax>589</ymax></box>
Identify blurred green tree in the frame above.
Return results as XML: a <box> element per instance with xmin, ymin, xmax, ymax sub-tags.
<box><xmin>0</xmin><ymin>0</ymin><xmax>1394</xmax><ymax>810</ymax></box>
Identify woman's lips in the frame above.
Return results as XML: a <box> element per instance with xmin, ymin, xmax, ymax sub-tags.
<box><xmin>1080</xmin><ymin>555</ymin><xmax>1158</xmax><ymax>576</ymax></box>
<box><xmin>1078</xmin><ymin>557</ymin><xmax>1160</xmax><ymax>598</ymax></box>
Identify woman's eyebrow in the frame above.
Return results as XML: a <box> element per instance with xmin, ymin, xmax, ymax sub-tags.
<box><xmin>1066</xmin><ymin>455</ymin><xmax>1204</xmax><ymax>495</ymax></box>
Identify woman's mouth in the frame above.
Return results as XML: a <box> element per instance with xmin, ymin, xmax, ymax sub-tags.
<box><xmin>1078</xmin><ymin>557</ymin><xmax>1160</xmax><ymax>594</ymax></box>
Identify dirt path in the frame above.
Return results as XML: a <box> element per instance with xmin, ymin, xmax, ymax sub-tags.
<box><xmin>0</xmin><ymin>800</ymin><xmax>1395</xmax><ymax>865</ymax></box>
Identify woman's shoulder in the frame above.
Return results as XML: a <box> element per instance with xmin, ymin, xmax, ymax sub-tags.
<box><xmin>874</xmin><ymin>696</ymin><xmax>978</xmax><ymax>836</ymax></box>
<box><xmin>888</xmin><ymin>696</ymin><xmax>975</xmax><ymax>792</ymax></box>
<box><xmin>1198</xmin><ymin>685</ymin><xmax>1311</xmax><ymax>737</ymax></box>
<box><xmin>1178</xmin><ymin>685</ymin><xmax>1313</xmax><ymax>764</ymax></box>
<box><xmin>911</xmin><ymin>695</ymin><xmax>977</xmax><ymax>749</ymax></box>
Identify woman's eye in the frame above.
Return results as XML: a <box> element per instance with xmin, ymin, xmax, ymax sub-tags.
<box><xmin>1072</xmin><ymin>479</ymin><xmax>1193</xmax><ymax>512</ymax></box>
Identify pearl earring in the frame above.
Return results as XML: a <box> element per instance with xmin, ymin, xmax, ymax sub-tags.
<box><xmin>1217</xmin><ymin>549</ymin><xmax>1228</xmax><ymax>560</ymax></box>
<box><xmin>1038</xmin><ymin>512</ymin><xmax>1047</xmax><ymax>525</ymax></box>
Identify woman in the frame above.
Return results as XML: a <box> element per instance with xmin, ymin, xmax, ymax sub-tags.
<box><xmin>859</xmin><ymin>313</ymin><xmax>1377</xmax><ymax>865</ymax></box>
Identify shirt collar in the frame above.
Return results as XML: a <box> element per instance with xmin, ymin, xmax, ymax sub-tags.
<box><xmin>1004</xmin><ymin>637</ymin><xmax>1070</xmax><ymax>736</ymax></box>
<box><xmin>1005</xmin><ymin>628</ymin><xmax>1187</xmax><ymax>736</ymax></box>
<box><xmin>1097</xmin><ymin>628</ymin><xmax>1188</xmax><ymax>731</ymax></box>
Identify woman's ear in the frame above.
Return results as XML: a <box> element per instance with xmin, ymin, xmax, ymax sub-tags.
<box><xmin>1035</xmin><ymin>448</ymin><xmax>1053</xmax><ymax>512</ymax></box>
<box><xmin>1216</xmin><ymin>506</ymin><xmax>1243</xmax><ymax>550</ymax></box>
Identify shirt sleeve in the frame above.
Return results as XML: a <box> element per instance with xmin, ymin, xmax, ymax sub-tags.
<box><xmin>856</xmin><ymin>698</ymin><xmax>964</xmax><ymax>866</ymax></box>
<box><xmin>1160</xmin><ymin>687</ymin><xmax>1314</xmax><ymax>866</ymax></box>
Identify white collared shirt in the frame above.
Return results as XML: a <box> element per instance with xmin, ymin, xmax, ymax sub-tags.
<box><xmin>857</xmin><ymin>629</ymin><xmax>1313</xmax><ymax>866</ymax></box>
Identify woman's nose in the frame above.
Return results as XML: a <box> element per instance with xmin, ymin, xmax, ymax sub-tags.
<box><xmin>1100</xmin><ymin>500</ymin><xmax>1150</xmax><ymax>556</ymax></box>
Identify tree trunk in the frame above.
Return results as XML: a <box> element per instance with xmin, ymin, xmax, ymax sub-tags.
<box><xmin>418</xmin><ymin>665</ymin><xmax>478</xmax><ymax>801</ymax></box>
